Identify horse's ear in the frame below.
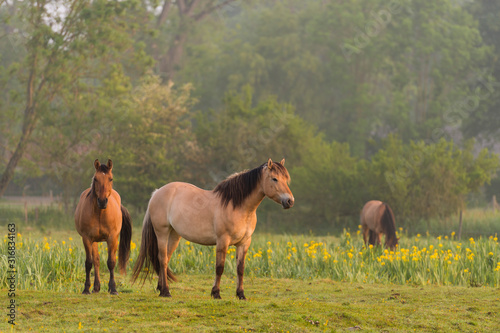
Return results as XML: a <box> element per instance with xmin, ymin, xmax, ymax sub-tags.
<box><xmin>280</xmin><ymin>158</ymin><xmax>285</xmax><ymax>166</ymax></box>
<box><xmin>94</xmin><ymin>159</ymin><xmax>100</xmax><ymax>171</ymax></box>
<box><xmin>267</xmin><ymin>158</ymin><xmax>273</xmax><ymax>169</ymax></box>
<box><xmin>107</xmin><ymin>159</ymin><xmax>113</xmax><ymax>171</ymax></box>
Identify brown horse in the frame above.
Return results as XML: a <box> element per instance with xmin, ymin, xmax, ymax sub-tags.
<box><xmin>75</xmin><ymin>159</ymin><xmax>132</xmax><ymax>295</ymax></box>
<box><xmin>360</xmin><ymin>200</ymin><xmax>398</xmax><ymax>250</ymax></box>
<box><xmin>132</xmin><ymin>159</ymin><xmax>294</xmax><ymax>300</ymax></box>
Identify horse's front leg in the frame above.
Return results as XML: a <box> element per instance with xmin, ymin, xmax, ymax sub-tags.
<box><xmin>107</xmin><ymin>236</ymin><xmax>119</xmax><ymax>295</ymax></box>
<box><xmin>235</xmin><ymin>238</ymin><xmax>251</xmax><ymax>300</ymax></box>
<box><xmin>92</xmin><ymin>242</ymin><xmax>101</xmax><ymax>293</ymax></box>
<box><xmin>362</xmin><ymin>225</ymin><xmax>369</xmax><ymax>246</ymax></box>
<box><xmin>82</xmin><ymin>238</ymin><xmax>93</xmax><ymax>295</ymax></box>
<box><xmin>211</xmin><ymin>239</ymin><xmax>229</xmax><ymax>299</ymax></box>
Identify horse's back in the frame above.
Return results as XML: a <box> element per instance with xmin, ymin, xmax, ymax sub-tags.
<box><xmin>148</xmin><ymin>182</ymin><xmax>218</xmax><ymax>245</ymax></box>
<box><xmin>361</xmin><ymin>200</ymin><xmax>383</xmax><ymax>228</ymax></box>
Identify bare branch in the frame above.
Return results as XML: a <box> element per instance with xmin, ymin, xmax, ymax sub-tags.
<box><xmin>157</xmin><ymin>0</ymin><xmax>172</xmax><ymax>27</ymax></box>
<box><xmin>177</xmin><ymin>0</ymin><xmax>186</xmax><ymax>16</ymax></box>
<box><xmin>194</xmin><ymin>0</ymin><xmax>237</xmax><ymax>22</ymax></box>
<box><xmin>185</xmin><ymin>0</ymin><xmax>202</xmax><ymax>17</ymax></box>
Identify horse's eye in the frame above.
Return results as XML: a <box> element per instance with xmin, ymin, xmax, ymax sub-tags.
<box><xmin>272</xmin><ymin>177</ymin><xmax>278</xmax><ymax>182</ymax></box>
<box><xmin>110</xmin><ymin>178</ymin><xmax>113</xmax><ymax>182</ymax></box>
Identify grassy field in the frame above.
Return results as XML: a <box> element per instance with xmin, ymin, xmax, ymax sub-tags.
<box><xmin>2</xmin><ymin>275</ymin><xmax>500</xmax><ymax>332</ymax></box>
<box><xmin>1</xmin><ymin>227</ymin><xmax>500</xmax><ymax>332</ymax></box>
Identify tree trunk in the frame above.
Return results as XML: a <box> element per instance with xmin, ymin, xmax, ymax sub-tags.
<box><xmin>0</xmin><ymin>109</ymin><xmax>37</xmax><ymax>197</ymax></box>
<box><xmin>160</xmin><ymin>31</ymin><xmax>188</xmax><ymax>81</ymax></box>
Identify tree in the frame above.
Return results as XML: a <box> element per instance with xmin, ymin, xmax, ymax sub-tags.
<box><xmin>368</xmin><ymin>135</ymin><xmax>499</xmax><ymax>222</ymax></box>
<box><xmin>176</xmin><ymin>0</ymin><xmax>490</xmax><ymax>156</ymax></box>
<box><xmin>103</xmin><ymin>74</ymin><xmax>200</xmax><ymax>208</ymax></box>
<box><xmin>462</xmin><ymin>0</ymin><xmax>500</xmax><ymax>142</ymax></box>
<box><xmin>0</xmin><ymin>0</ymin><xmax>148</xmax><ymax>197</ymax></box>
<box><xmin>152</xmin><ymin>0</ymin><xmax>239</xmax><ymax>80</ymax></box>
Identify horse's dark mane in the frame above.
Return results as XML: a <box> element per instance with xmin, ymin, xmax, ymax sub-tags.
<box><xmin>213</xmin><ymin>162</ymin><xmax>289</xmax><ymax>209</ymax></box>
<box><xmin>381</xmin><ymin>203</ymin><xmax>397</xmax><ymax>246</ymax></box>
<box><xmin>86</xmin><ymin>164</ymin><xmax>111</xmax><ymax>198</ymax></box>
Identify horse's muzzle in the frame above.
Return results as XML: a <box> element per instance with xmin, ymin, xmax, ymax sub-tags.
<box><xmin>97</xmin><ymin>198</ymin><xmax>108</xmax><ymax>209</ymax></box>
<box><xmin>281</xmin><ymin>197</ymin><xmax>294</xmax><ymax>209</ymax></box>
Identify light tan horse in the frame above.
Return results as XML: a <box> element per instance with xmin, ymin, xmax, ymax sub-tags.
<box><xmin>132</xmin><ymin>159</ymin><xmax>294</xmax><ymax>300</ymax></box>
<box><xmin>360</xmin><ymin>200</ymin><xmax>398</xmax><ymax>250</ymax></box>
<box><xmin>75</xmin><ymin>159</ymin><xmax>132</xmax><ymax>295</ymax></box>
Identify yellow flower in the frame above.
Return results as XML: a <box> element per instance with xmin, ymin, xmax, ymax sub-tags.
<box><xmin>185</xmin><ymin>241</ymin><xmax>190</xmax><ymax>245</ymax></box>
<box><xmin>131</xmin><ymin>241</ymin><xmax>136</xmax><ymax>250</ymax></box>
<box><xmin>78</xmin><ymin>322</ymin><xmax>83</xmax><ymax>330</ymax></box>
<box><xmin>69</xmin><ymin>237</ymin><xmax>73</xmax><ymax>241</ymax></box>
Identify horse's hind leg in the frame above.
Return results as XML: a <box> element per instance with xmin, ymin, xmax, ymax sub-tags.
<box><xmin>157</xmin><ymin>229</ymin><xmax>181</xmax><ymax>297</ymax></box>
<box><xmin>211</xmin><ymin>237</ymin><xmax>230</xmax><ymax>299</ymax></box>
<box><xmin>106</xmin><ymin>236</ymin><xmax>119</xmax><ymax>295</ymax></box>
<box><xmin>82</xmin><ymin>238</ymin><xmax>93</xmax><ymax>295</ymax></box>
<box><xmin>92</xmin><ymin>242</ymin><xmax>101</xmax><ymax>293</ymax></box>
<box><xmin>235</xmin><ymin>238</ymin><xmax>251</xmax><ymax>300</ymax></box>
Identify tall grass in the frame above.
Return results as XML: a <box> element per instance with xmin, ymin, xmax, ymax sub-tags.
<box><xmin>2</xmin><ymin>229</ymin><xmax>499</xmax><ymax>293</ymax></box>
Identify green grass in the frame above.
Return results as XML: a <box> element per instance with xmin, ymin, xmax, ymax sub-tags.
<box><xmin>2</xmin><ymin>275</ymin><xmax>500</xmax><ymax>332</ymax></box>
<box><xmin>3</xmin><ymin>229</ymin><xmax>499</xmax><ymax>293</ymax></box>
<box><xmin>1</xmin><ymin>225</ymin><xmax>500</xmax><ymax>331</ymax></box>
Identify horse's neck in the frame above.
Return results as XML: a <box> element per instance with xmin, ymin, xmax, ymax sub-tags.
<box><xmin>239</xmin><ymin>186</ymin><xmax>265</xmax><ymax>213</ymax></box>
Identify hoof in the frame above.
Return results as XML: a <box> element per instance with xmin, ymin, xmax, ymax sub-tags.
<box><xmin>82</xmin><ymin>290</ymin><xmax>91</xmax><ymax>295</ymax></box>
<box><xmin>211</xmin><ymin>289</ymin><xmax>221</xmax><ymax>299</ymax></box>
<box><xmin>109</xmin><ymin>291</ymin><xmax>118</xmax><ymax>295</ymax></box>
<box><xmin>237</xmin><ymin>292</ymin><xmax>246</xmax><ymax>300</ymax></box>
<box><xmin>159</xmin><ymin>292</ymin><xmax>172</xmax><ymax>298</ymax></box>
<box><xmin>92</xmin><ymin>289</ymin><xmax>100</xmax><ymax>294</ymax></box>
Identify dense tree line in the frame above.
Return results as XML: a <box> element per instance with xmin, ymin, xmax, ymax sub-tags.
<box><xmin>0</xmin><ymin>0</ymin><xmax>498</xmax><ymax>231</ymax></box>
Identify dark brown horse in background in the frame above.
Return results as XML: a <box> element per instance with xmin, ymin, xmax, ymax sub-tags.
<box><xmin>360</xmin><ymin>200</ymin><xmax>398</xmax><ymax>250</ymax></box>
<box><xmin>75</xmin><ymin>159</ymin><xmax>132</xmax><ymax>295</ymax></box>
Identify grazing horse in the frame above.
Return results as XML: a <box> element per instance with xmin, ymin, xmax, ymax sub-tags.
<box><xmin>132</xmin><ymin>159</ymin><xmax>294</xmax><ymax>300</ymax></box>
<box><xmin>360</xmin><ymin>200</ymin><xmax>398</xmax><ymax>250</ymax></box>
<box><xmin>75</xmin><ymin>159</ymin><xmax>132</xmax><ymax>295</ymax></box>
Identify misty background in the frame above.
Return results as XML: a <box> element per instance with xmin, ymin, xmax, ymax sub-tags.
<box><xmin>1</xmin><ymin>0</ymin><xmax>499</xmax><ymax>234</ymax></box>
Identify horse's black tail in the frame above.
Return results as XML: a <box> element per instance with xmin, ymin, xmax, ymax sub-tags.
<box><xmin>381</xmin><ymin>203</ymin><xmax>398</xmax><ymax>248</ymax></box>
<box><xmin>131</xmin><ymin>209</ymin><xmax>176</xmax><ymax>285</ymax></box>
<box><xmin>118</xmin><ymin>205</ymin><xmax>132</xmax><ymax>274</ymax></box>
